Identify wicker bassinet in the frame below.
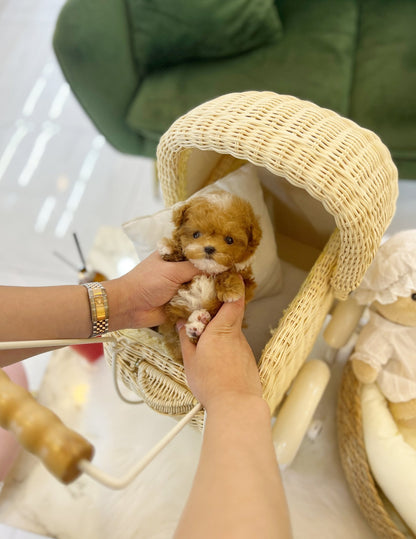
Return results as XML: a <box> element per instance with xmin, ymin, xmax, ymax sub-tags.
<box><xmin>105</xmin><ymin>91</ymin><xmax>398</xmax><ymax>429</ymax></box>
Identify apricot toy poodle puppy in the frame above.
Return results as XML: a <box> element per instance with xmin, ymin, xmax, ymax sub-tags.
<box><xmin>158</xmin><ymin>190</ymin><xmax>262</xmax><ymax>353</ymax></box>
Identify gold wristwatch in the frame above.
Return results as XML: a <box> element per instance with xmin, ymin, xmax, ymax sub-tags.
<box><xmin>83</xmin><ymin>282</ymin><xmax>109</xmax><ymax>337</ymax></box>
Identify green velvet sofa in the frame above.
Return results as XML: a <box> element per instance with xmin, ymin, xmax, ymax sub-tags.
<box><xmin>53</xmin><ymin>0</ymin><xmax>416</xmax><ymax>178</ymax></box>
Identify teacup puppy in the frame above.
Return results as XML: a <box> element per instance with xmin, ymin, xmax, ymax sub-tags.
<box><xmin>158</xmin><ymin>190</ymin><xmax>262</xmax><ymax>351</ymax></box>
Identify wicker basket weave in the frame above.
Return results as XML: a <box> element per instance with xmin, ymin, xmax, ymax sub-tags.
<box><xmin>338</xmin><ymin>361</ymin><xmax>416</xmax><ymax>539</ymax></box>
<box><xmin>105</xmin><ymin>91</ymin><xmax>398</xmax><ymax>427</ymax></box>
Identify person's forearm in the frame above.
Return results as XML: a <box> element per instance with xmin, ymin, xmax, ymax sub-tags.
<box><xmin>0</xmin><ymin>279</ymin><xmax>131</xmax><ymax>366</ymax></box>
<box><xmin>175</xmin><ymin>395</ymin><xmax>292</xmax><ymax>539</ymax></box>
<box><xmin>0</xmin><ymin>284</ymin><xmax>92</xmax><ymax>365</ymax></box>
<box><xmin>0</xmin><ymin>285</ymin><xmax>91</xmax><ymax>341</ymax></box>
<box><xmin>0</xmin><ymin>253</ymin><xmax>200</xmax><ymax>366</ymax></box>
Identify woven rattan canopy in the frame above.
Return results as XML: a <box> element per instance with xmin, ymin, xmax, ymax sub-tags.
<box><xmin>157</xmin><ymin>91</ymin><xmax>398</xmax><ymax>300</ymax></box>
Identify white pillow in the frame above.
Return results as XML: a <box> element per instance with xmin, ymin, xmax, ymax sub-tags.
<box><xmin>123</xmin><ymin>164</ymin><xmax>282</xmax><ymax>299</ymax></box>
<box><xmin>361</xmin><ymin>382</ymin><xmax>416</xmax><ymax>534</ymax></box>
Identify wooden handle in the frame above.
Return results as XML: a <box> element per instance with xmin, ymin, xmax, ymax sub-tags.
<box><xmin>0</xmin><ymin>369</ymin><xmax>94</xmax><ymax>484</ymax></box>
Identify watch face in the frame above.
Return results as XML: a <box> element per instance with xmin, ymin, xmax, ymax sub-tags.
<box><xmin>94</xmin><ymin>294</ymin><xmax>106</xmax><ymax>320</ymax></box>
<box><xmin>84</xmin><ymin>283</ymin><xmax>108</xmax><ymax>335</ymax></box>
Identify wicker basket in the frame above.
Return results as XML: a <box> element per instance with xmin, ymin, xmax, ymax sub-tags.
<box><xmin>338</xmin><ymin>361</ymin><xmax>416</xmax><ymax>539</ymax></box>
<box><xmin>105</xmin><ymin>91</ymin><xmax>398</xmax><ymax>428</ymax></box>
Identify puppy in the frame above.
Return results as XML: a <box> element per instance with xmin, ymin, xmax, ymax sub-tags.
<box><xmin>158</xmin><ymin>190</ymin><xmax>262</xmax><ymax>354</ymax></box>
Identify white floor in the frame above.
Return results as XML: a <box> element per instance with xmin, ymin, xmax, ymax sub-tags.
<box><xmin>0</xmin><ymin>2</ymin><xmax>161</xmax><ymax>536</ymax></box>
<box><xmin>0</xmin><ymin>1</ymin><xmax>415</xmax><ymax>537</ymax></box>
<box><xmin>0</xmin><ymin>1</ymin><xmax>162</xmax><ymax>289</ymax></box>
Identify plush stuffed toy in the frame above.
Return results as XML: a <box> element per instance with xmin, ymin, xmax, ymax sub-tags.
<box><xmin>157</xmin><ymin>189</ymin><xmax>262</xmax><ymax>348</ymax></box>
<box><xmin>349</xmin><ymin>229</ymin><xmax>416</xmax><ymax>428</ymax></box>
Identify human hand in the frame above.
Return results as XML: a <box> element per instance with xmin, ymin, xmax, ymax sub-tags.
<box><xmin>106</xmin><ymin>251</ymin><xmax>200</xmax><ymax>330</ymax></box>
<box><xmin>178</xmin><ymin>294</ymin><xmax>263</xmax><ymax>411</ymax></box>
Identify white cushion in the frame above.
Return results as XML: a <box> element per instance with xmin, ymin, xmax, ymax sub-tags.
<box><xmin>361</xmin><ymin>382</ymin><xmax>416</xmax><ymax>534</ymax></box>
<box><xmin>123</xmin><ymin>164</ymin><xmax>282</xmax><ymax>299</ymax></box>
<box><xmin>243</xmin><ymin>260</ymin><xmax>307</xmax><ymax>360</ymax></box>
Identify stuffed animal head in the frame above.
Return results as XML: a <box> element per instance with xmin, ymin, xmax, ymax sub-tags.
<box><xmin>353</xmin><ymin>229</ymin><xmax>416</xmax><ymax>327</ymax></box>
<box><xmin>373</xmin><ymin>293</ymin><xmax>416</xmax><ymax>327</ymax></box>
<box><xmin>167</xmin><ymin>190</ymin><xmax>262</xmax><ymax>274</ymax></box>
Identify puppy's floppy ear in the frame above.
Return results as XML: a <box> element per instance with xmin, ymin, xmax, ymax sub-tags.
<box><xmin>172</xmin><ymin>203</ymin><xmax>189</xmax><ymax>229</ymax></box>
<box><xmin>160</xmin><ymin>203</ymin><xmax>190</xmax><ymax>262</ymax></box>
<box><xmin>247</xmin><ymin>215</ymin><xmax>262</xmax><ymax>254</ymax></box>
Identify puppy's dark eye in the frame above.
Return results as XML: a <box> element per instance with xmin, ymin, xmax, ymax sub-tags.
<box><xmin>225</xmin><ymin>236</ymin><xmax>234</xmax><ymax>245</ymax></box>
<box><xmin>193</xmin><ymin>231</ymin><xmax>200</xmax><ymax>239</ymax></box>
<box><xmin>411</xmin><ymin>293</ymin><xmax>416</xmax><ymax>301</ymax></box>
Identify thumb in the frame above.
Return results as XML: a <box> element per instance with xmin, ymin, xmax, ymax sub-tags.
<box><xmin>177</xmin><ymin>322</ymin><xmax>196</xmax><ymax>363</ymax></box>
<box><xmin>209</xmin><ymin>295</ymin><xmax>245</xmax><ymax>333</ymax></box>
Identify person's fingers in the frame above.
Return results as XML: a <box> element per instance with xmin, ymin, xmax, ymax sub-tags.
<box><xmin>140</xmin><ymin>308</ymin><xmax>165</xmax><ymax>328</ymax></box>
<box><xmin>177</xmin><ymin>322</ymin><xmax>197</xmax><ymax>365</ymax></box>
<box><xmin>166</xmin><ymin>260</ymin><xmax>201</xmax><ymax>284</ymax></box>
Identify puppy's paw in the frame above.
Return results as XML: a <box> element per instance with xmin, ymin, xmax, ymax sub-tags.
<box><xmin>157</xmin><ymin>238</ymin><xmax>173</xmax><ymax>258</ymax></box>
<box><xmin>185</xmin><ymin>309</ymin><xmax>211</xmax><ymax>342</ymax></box>
<box><xmin>216</xmin><ymin>273</ymin><xmax>244</xmax><ymax>303</ymax></box>
<box><xmin>157</xmin><ymin>238</ymin><xmax>185</xmax><ymax>262</ymax></box>
<box><xmin>220</xmin><ymin>288</ymin><xmax>244</xmax><ymax>303</ymax></box>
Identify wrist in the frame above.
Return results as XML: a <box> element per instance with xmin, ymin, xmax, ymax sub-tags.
<box><xmin>101</xmin><ymin>278</ymin><xmax>132</xmax><ymax>332</ymax></box>
<box><xmin>205</xmin><ymin>392</ymin><xmax>270</xmax><ymax>420</ymax></box>
<box><xmin>82</xmin><ymin>282</ymin><xmax>109</xmax><ymax>337</ymax></box>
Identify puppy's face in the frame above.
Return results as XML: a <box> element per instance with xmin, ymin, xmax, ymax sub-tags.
<box><xmin>172</xmin><ymin>191</ymin><xmax>262</xmax><ymax>273</ymax></box>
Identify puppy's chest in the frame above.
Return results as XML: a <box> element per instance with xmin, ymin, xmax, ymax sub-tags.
<box><xmin>174</xmin><ymin>274</ymin><xmax>218</xmax><ymax>311</ymax></box>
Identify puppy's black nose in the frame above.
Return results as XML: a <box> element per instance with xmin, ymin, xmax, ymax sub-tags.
<box><xmin>204</xmin><ymin>246</ymin><xmax>216</xmax><ymax>256</ymax></box>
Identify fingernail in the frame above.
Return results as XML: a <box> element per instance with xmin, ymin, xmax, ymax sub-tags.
<box><xmin>225</xmin><ymin>295</ymin><xmax>242</xmax><ymax>303</ymax></box>
<box><xmin>176</xmin><ymin>321</ymin><xmax>185</xmax><ymax>332</ymax></box>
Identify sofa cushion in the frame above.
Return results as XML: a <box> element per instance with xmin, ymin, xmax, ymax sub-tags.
<box><xmin>126</xmin><ymin>0</ymin><xmax>357</xmax><ymax>141</ymax></box>
<box><xmin>350</xmin><ymin>0</ymin><xmax>416</xmax><ymax>178</ymax></box>
<box><xmin>124</xmin><ymin>0</ymin><xmax>283</xmax><ymax>71</ymax></box>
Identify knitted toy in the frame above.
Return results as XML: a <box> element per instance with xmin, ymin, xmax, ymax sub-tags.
<box><xmin>350</xmin><ymin>230</ymin><xmax>416</xmax><ymax>428</ymax></box>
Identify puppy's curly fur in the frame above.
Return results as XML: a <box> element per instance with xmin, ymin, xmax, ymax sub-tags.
<box><xmin>158</xmin><ymin>190</ymin><xmax>262</xmax><ymax>356</ymax></box>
